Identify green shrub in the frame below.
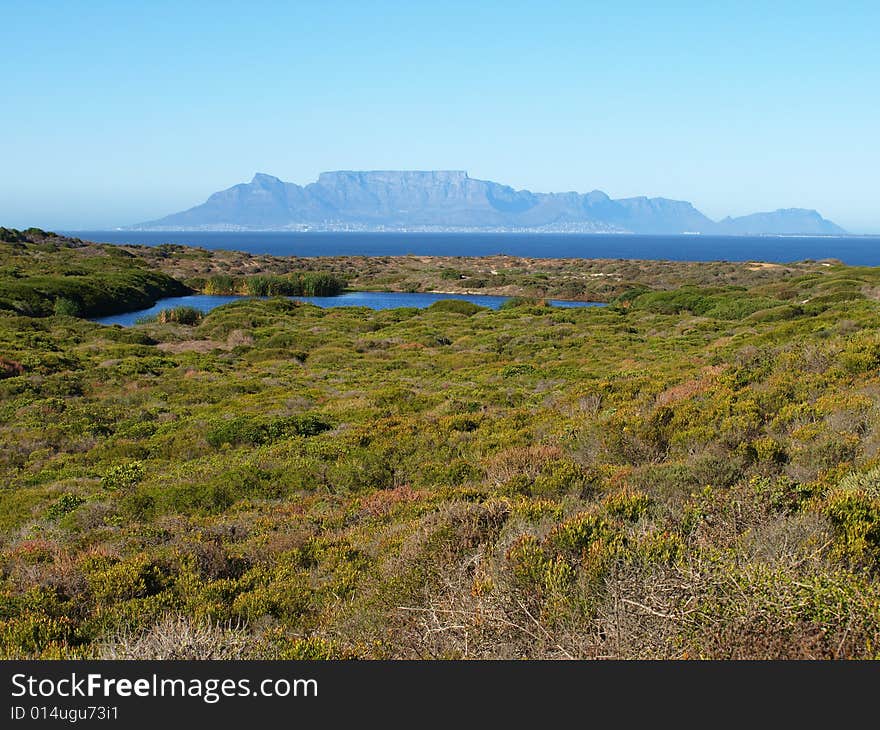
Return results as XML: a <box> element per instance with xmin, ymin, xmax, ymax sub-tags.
<box><xmin>205</xmin><ymin>414</ymin><xmax>332</xmax><ymax>448</ymax></box>
<box><xmin>826</xmin><ymin>492</ymin><xmax>880</xmax><ymax>569</ymax></box>
<box><xmin>149</xmin><ymin>466</ymin><xmax>282</xmax><ymax>515</ymax></box>
<box><xmin>53</xmin><ymin>297</ymin><xmax>81</xmax><ymax>317</ymax></box>
<box><xmin>102</xmin><ymin>462</ymin><xmax>145</xmax><ymax>491</ymax></box>
<box><xmin>500</xmin><ymin>296</ymin><xmax>541</xmax><ymax>310</ymax></box>
<box><xmin>203</xmin><ymin>274</ymin><xmax>235</xmax><ymax>295</ymax></box>
<box><xmin>835</xmin><ymin>468</ymin><xmax>880</xmax><ymax>499</ymax></box>
<box><xmin>260</xmin><ymin>633</ymin><xmax>355</xmax><ymax>659</ymax></box>
<box><xmin>0</xmin><ymin>612</ymin><xmax>78</xmax><ymax>658</ymax></box>
<box><xmin>546</xmin><ymin>512</ymin><xmax>611</xmax><ymax>557</ymax></box>
<box><xmin>629</xmin><ymin>286</ymin><xmax>783</xmax><ymax>320</ymax></box>
<box><xmin>502</xmin><ymin>363</ymin><xmax>536</xmax><ymax>377</ymax></box>
<box><xmin>156</xmin><ymin>306</ymin><xmax>203</xmax><ymax>325</ymax></box>
<box><xmin>506</xmin><ymin>535</ymin><xmax>550</xmax><ymax>595</ymax></box>
<box><xmin>426</xmin><ymin>299</ymin><xmax>484</xmax><ymax>316</ymax></box>
<box><xmin>531</xmin><ymin>460</ymin><xmax>594</xmax><ymax>498</ymax></box>
<box><xmin>45</xmin><ymin>493</ymin><xmax>86</xmax><ymax>520</ymax></box>
<box><xmin>751</xmin><ymin>475</ymin><xmax>813</xmax><ymax>514</ymax></box>
<box><xmin>86</xmin><ymin>558</ymin><xmax>170</xmax><ymax>604</ymax></box>
<box><xmin>119</xmin><ymin>490</ymin><xmax>156</xmax><ymax>520</ymax></box>
<box><xmin>328</xmin><ymin>450</ymin><xmax>395</xmax><ymax>492</ymax></box>
<box><xmin>835</xmin><ymin>340</ymin><xmax>880</xmax><ymax>375</ymax></box>
<box><xmin>603</xmin><ymin>489</ymin><xmax>652</xmax><ymax>521</ymax></box>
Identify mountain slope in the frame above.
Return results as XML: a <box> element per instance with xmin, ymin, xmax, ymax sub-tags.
<box><xmin>715</xmin><ymin>209</ymin><xmax>847</xmax><ymax>236</ymax></box>
<box><xmin>136</xmin><ymin>171</ymin><xmax>846</xmax><ymax>235</ymax></box>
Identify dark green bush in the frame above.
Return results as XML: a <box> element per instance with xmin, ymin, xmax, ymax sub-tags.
<box><xmin>426</xmin><ymin>299</ymin><xmax>485</xmax><ymax>316</ymax></box>
<box><xmin>45</xmin><ymin>493</ymin><xmax>86</xmax><ymax>520</ymax></box>
<box><xmin>500</xmin><ymin>296</ymin><xmax>541</xmax><ymax>310</ymax></box>
<box><xmin>205</xmin><ymin>414</ymin><xmax>332</xmax><ymax>448</ymax></box>
<box><xmin>53</xmin><ymin>298</ymin><xmax>81</xmax><ymax>317</ymax></box>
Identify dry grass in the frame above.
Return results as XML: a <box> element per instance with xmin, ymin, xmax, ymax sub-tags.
<box><xmin>484</xmin><ymin>445</ymin><xmax>563</xmax><ymax>485</ymax></box>
<box><xmin>100</xmin><ymin>615</ymin><xmax>251</xmax><ymax>660</ymax></box>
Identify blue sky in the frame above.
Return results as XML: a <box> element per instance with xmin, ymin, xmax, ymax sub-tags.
<box><xmin>1</xmin><ymin>1</ymin><xmax>878</xmax><ymax>231</ymax></box>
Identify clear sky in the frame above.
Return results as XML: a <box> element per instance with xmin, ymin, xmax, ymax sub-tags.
<box><xmin>1</xmin><ymin>1</ymin><xmax>878</xmax><ymax>232</ymax></box>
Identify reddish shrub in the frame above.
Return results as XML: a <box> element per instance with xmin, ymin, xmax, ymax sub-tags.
<box><xmin>0</xmin><ymin>357</ymin><xmax>24</xmax><ymax>379</ymax></box>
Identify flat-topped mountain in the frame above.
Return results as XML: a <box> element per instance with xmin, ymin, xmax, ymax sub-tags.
<box><xmin>135</xmin><ymin>171</ymin><xmax>847</xmax><ymax>235</ymax></box>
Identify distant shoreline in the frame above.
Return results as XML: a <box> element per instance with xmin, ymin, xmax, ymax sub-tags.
<box><xmin>58</xmin><ymin>230</ymin><xmax>880</xmax><ymax>266</ymax></box>
<box><xmin>101</xmin><ymin>229</ymin><xmax>867</xmax><ymax>238</ymax></box>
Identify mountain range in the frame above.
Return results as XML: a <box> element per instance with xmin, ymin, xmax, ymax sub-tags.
<box><xmin>134</xmin><ymin>171</ymin><xmax>847</xmax><ymax>235</ymax></box>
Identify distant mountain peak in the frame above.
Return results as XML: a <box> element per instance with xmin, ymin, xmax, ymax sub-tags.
<box><xmin>133</xmin><ymin>171</ymin><xmax>846</xmax><ymax>235</ymax></box>
<box><xmin>250</xmin><ymin>172</ymin><xmax>283</xmax><ymax>185</ymax></box>
<box><xmin>715</xmin><ymin>207</ymin><xmax>844</xmax><ymax>235</ymax></box>
<box><xmin>316</xmin><ymin>170</ymin><xmax>470</xmax><ymax>185</ymax></box>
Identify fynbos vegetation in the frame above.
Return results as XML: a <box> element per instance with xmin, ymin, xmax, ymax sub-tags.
<box><xmin>0</xmin><ymin>229</ymin><xmax>189</xmax><ymax>317</ymax></box>
<box><xmin>1</xmin><ymin>229</ymin><xmax>880</xmax><ymax>659</ymax></box>
<box><xmin>199</xmin><ymin>272</ymin><xmax>344</xmax><ymax>297</ymax></box>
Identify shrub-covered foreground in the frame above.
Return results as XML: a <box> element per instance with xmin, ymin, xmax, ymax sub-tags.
<box><xmin>2</xmin><ymin>241</ymin><xmax>880</xmax><ymax>658</ymax></box>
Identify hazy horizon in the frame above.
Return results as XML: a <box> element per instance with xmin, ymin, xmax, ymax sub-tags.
<box><xmin>2</xmin><ymin>2</ymin><xmax>878</xmax><ymax>232</ymax></box>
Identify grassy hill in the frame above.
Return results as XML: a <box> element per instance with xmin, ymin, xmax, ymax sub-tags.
<box><xmin>0</xmin><ymin>228</ymin><xmax>191</xmax><ymax>317</ymax></box>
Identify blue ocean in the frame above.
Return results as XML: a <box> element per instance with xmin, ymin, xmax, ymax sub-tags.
<box><xmin>66</xmin><ymin>231</ymin><xmax>880</xmax><ymax>265</ymax></box>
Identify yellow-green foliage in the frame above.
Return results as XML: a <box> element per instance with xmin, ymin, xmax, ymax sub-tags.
<box><xmin>102</xmin><ymin>462</ymin><xmax>145</xmax><ymax>491</ymax></box>
<box><xmin>826</xmin><ymin>470</ymin><xmax>880</xmax><ymax>569</ymax></box>
<box><xmin>3</xmin><ymin>237</ymin><xmax>880</xmax><ymax>658</ymax></box>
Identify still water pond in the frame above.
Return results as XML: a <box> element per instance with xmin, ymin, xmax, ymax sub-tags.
<box><xmin>92</xmin><ymin>291</ymin><xmax>604</xmax><ymax>326</ymax></box>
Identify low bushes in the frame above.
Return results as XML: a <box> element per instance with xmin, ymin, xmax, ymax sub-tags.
<box><xmin>0</xmin><ymin>233</ymin><xmax>191</xmax><ymax>317</ymax></box>
<box><xmin>500</xmin><ymin>296</ymin><xmax>545</xmax><ymax>310</ymax></box>
<box><xmin>426</xmin><ymin>299</ymin><xmax>485</xmax><ymax>316</ymax></box>
<box><xmin>5</xmin><ymin>241</ymin><xmax>880</xmax><ymax>658</ymax></box>
<box><xmin>205</xmin><ymin>414</ymin><xmax>332</xmax><ymax>448</ymax></box>
<box><xmin>629</xmin><ymin>286</ymin><xmax>785</xmax><ymax>320</ymax></box>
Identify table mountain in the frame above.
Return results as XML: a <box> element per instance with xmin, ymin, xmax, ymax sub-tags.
<box><xmin>134</xmin><ymin>171</ymin><xmax>846</xmax><ymax>235</ymax></box>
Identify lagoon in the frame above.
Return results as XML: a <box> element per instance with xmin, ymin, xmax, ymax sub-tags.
<box><xmin>92</xmin><ymin>291</ymin><xmax>603</xmax><ymax>327</ymax></box>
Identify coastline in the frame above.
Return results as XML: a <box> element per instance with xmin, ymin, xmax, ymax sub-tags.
<box><xmin>60</xmin><ymin>230</ymin><xmax>880</xmax><ymax>266</ymax></box>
